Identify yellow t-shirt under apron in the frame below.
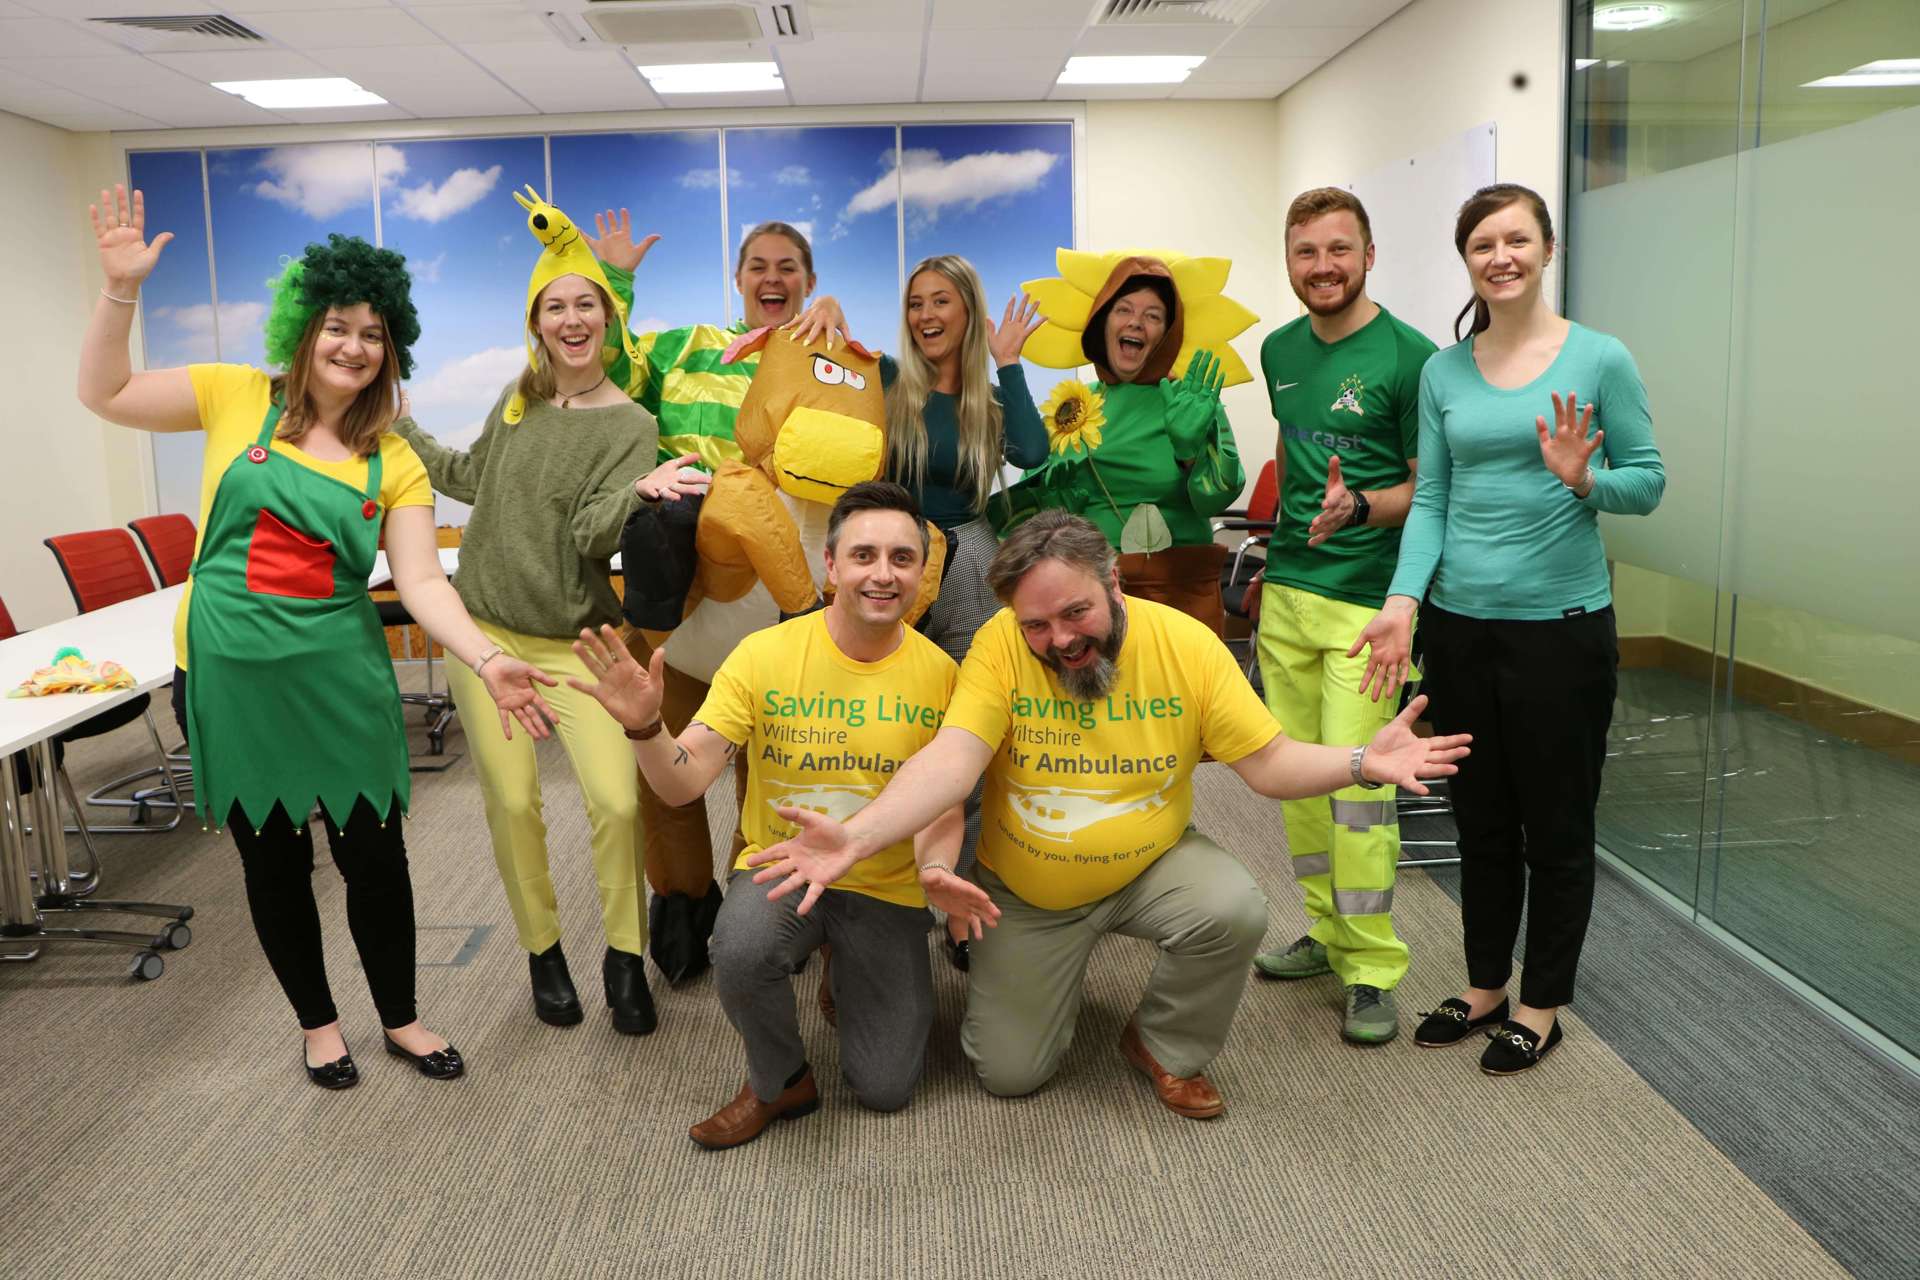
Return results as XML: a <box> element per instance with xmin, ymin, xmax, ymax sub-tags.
<box><xmin>172</xmin><ymin>363</ymin><xmax>433</xmax><ymax>669</ymax></box>
<box><xmin>696</xmin><ymin>611</ymin><xmax>958</xmax><ymax>909</ymax></box>
<box><xmin>943</xmin><ymin>595</ymin><xmax>1280</xmax><ymax>910</ymax></box>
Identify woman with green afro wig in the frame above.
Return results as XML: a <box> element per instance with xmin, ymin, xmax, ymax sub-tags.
<box><xmin>264</xmin><ymin>233</ymin><xmax>422</xmax><ymax>380</ymax></box>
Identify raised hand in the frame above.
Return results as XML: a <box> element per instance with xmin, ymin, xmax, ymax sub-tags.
<box><xmin>89</xmin><ymin>185</ymin><xmax>172</xmax><ymax>293</ymax></box>
<box><xmin>635</xmin><ymin>453</ymin><xmax>711</xmax><ymax>503</ymax></box>
<box><xmin>1161</xmin><ymin>348</ymin><xmax>1225</xmax><ymax>441</ymax></box>
<box><xmin>1306</xmin><ymin>454</ymin><xmax>1357</xmax><ymax>547</ymax></box>
<box><xmin>586</xmin><ymin>208</ymin><xmax>659</xmax><ymax>273</ymax></box>
<box><xmin>1536</xmin><ymin>389</ymin><xmax>1603</xmax><ymax>490</ymax></box>
<box><xmin>920</xmin><ymin>867</ymin><xmax>1001</xmax><ymax>940</ymax></box>
<box><xmin>1348</xmin><ymin>597</ymin><xmax>1416</xmax><ymax>703</ymax></box>
<box><xmin>745</xmin><ymin>806</ymin><xmax>862</xmax><ymax>916</ymax></box>
<box><xmin>786</xmin><ymin>294</ymin><xmax>847</xmax><ymax>349</ymax></box>
<box><xmin>1361</xmin><ymin>694</ymin><xmax>1471</xmax><ymax>795</ymax></box>
<box><xmin>987</xmin><ymin>291</ymin><xmax>1042</xmax><ymax>368</ymax></box>
<box><xmin>478</xmin><ymin>654</ymin><xmax>559</xmax><ymax>742</ymax></box>
<box><xmin>566</xmin><ymin>623</ymin><xmax>665</xmax><ymax>733</ymax></box>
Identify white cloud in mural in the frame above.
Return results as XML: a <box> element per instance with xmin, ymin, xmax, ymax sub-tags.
<box><xmin>739</xmin><ymin>221</ymin><xmax>814</xmax><ymax>250</ymax></box>
<box><xmin>681</xmin><ymin>166</ymin><xmax>744</xmax><ymax>190</ymax></box>
<box><xmin>406</xmin><ymin>345</ymin><xmax>527</xmax><ymax>411</ymax></box>
<box><xmin>251</xmin><ymin>143</ymin><xmax>402</xmax><ymax>219</ymax></box>
<box><xmin>411</xmin><ymin>251</ymin><xmax>447</xmax><ymax>285</ymax></box>
<box><xmin>387</xmin><ymin>164</ymin><xmax>503</xmax><ymax>224</ymax></box>
<box><xmin>151</xmin><ymin>300</ymin><xmax>268</xmax><ymax>341</ymax></box>
<box><xmin>775</xmin><ymin>165</ymin><xmax>812</xmax><ymax>186</ymax></box>
<box><xmin>842</xmin><ymin>147</ymin><xmax>1061</xmax><ymax>225</ymax></box>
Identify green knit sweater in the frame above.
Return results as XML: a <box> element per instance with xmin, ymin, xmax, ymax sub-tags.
<box><xmin>394</xmin><ymin>385</ymin><xmax>658</xmax><ymax>638</ymax></box>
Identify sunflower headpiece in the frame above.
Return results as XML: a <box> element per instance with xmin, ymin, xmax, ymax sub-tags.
<box><xmin>263</xmin><ymin>233</ymin><xmax>421</xmax><ymax>379</ymax></box>
<box><xmin>1019</xmin><ymin>248</ymin><xmax>1258</xmax><ymax>387</ymax></box>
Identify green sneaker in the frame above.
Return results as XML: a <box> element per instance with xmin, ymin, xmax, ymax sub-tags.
<box><xmin>1252</xmin><ymin>934</ymin><xmax>1330</xmax><ymax>981</ymax></box>
<box><xmin>1342</xmin><ymin>984</ymin><xmax>1399</xmax><ymax>1045</ymax></box>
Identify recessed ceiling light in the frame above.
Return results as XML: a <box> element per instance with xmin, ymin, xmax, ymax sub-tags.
<box><xmin>211</xmin><ymin>77</ymin><xmax>386</xmax><ymax>110</ymax></box>
<box><xmin>1803</xmin><ymin>58</ymin><xmax>1920</xmax><ymax>88</ymax></box>
<box><xmin>1593</xmin><ymin>3</ymin><xmax>1670</xmax><ymax>31</ymax></box>
<box><xmin>637</xmin><ymin>62</ymin><xmax>783</xmax><ymax>94</ymax></box>
<box><xmin>1057</xmin><ymin>55</ymin><xmax>1206</xmax><ymax>86</ymax></box>
<box><xmin>1574</xmin><ymin>58</ymin><xmax>1600</xmax><ymax>70</ymax></box>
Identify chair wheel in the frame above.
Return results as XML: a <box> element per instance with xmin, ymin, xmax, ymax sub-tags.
<box><xmin>130</xmin><ymin>951</ymin><xmax>164</xmax><ymax>981</ymax></box>
<box><xmin>177</xmin><ymin>906</ymin><xmax>194</xmax><ymax>922</ymax></box>
<box><xmin>162</xmin><ymin>922</ymin><xmax>192</xmax><ymax>950</ymax></box>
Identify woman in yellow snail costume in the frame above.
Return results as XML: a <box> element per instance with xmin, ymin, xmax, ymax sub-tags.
<box><xmin>998</xmin><ymin>250</ymin><xmax>1258</xmax><ymax>635</ymax></box>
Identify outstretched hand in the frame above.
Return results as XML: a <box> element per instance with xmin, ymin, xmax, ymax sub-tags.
<box><xmin>566</xmin><ymin>624</ymin><xmax>665</xmax><ymax>733</ymax></box>
<box><xmin>1536</xmin><ymin>389</ymin><xmax>1602</xmax><ymax>490</ymax></box>
<box><xmin>1307</xmin><ymin>454</ymin><xmax>1357</xmax><ymax>547</ymax></box>
<box><xmin>1348</xmin><ymin>598</ymin><xmax>1416</xmax><ymax>703</ymax></box>
<box><xmin>920</xmin><ymin>867</ymin><xmax>1001</xmax><ymax>940</ymax></box>
<box><xmin>1161</xmin><ymin>348</ymin><xmax>1226</xmax><ymax>441</ymax></box>
<box><xmin>987</xmin><ymin>291</ymin><xmax>1042</xmax><ymax>368</ymax></box>
<box><xmin>1361</xmin><ymin>694</ymin><xmax>1471</xmax><ymax>795</ymax></box>
<box><xmin>90</xmin><ymin>185</ymin><xmax>172</xmax><ymax>293</ymax></box>
<box><xmin>586</xmin><ymin>208</ymin><xmax>660</xmax><ymax>273</ymax></box>
<box><xmin>744</xmin><ymin>806</ymin><xmax>862</xmax><ymax>916</ymax></box>
<box><xmin>478</xmin><ymin>654</ymin><xmax>559</xmax><ymax>742</ymax></box>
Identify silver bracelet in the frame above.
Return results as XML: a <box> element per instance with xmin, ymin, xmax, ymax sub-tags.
<box><xmin>919</xmin><ymin>863</ymin><xmax>954</xmax><ymax>877</ymax></box>
<box><xmin>1565</xmin><ymin>465</ymin><xmax>1595</xmax><ymax>497</ymax></box>
<box><xmin>100</xmin><ymin>287</ymin><xmax>138</xmax><ymax>305</ymax></box>
<box><xmin>1349</xmin><ymin>745</ymin><xmax>1383</xmax><ymax>791</ymax></box>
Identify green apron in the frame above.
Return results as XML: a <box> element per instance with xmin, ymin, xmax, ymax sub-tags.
<box><xmin>185</xmin><ymin>403</ymin><xmax>410</xmax><ymax>832</ymax></box>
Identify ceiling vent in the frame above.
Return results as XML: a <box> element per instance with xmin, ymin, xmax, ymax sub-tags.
<box><xmin>87</xmin><ymin>14</ymin><xmax>267</xmax><ymax>53</ymax></box>
<box><xmin>1095</xmin><ymin>0</ymin><xmax>1263</xmax><ymax>24</ymax></box>
<box><xmin>535</xmin><ymin>1</ymin><xmax>811</xmax><ymax>53</ymax></box>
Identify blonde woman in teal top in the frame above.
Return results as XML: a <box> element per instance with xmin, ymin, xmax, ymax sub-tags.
<box><xmin>1352</xmin><ymin>184</ymin><xmax>1664</xmax><ymax>1077</ymax></box>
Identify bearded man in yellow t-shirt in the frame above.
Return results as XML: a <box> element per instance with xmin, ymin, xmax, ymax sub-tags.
<box><xmin>745</xmin><ymin>510</ymin><xmax>1469</xmax><ymax>1119</ymax></box>
<box><xmin>571</xmin><ymin>481</ymin><xmax>998</xmax><ymax>1149</ymax></box>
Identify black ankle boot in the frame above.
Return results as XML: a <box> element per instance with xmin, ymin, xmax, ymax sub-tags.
<box><xmin>529</xmin><ymin>942</ymin><xmax>583</xmax><ymax>1027</ymax></box>
<box><xmin>604</xmin><ymin>947</ymin><xmax>658</xmax><ymax>1036</ymax></box>
<box><xmin>648</xmin><ymin>879</ymin><xmax>723</xmax><ymax>985</ymax></box>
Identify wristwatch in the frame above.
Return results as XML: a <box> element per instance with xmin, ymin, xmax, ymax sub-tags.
<box><xmin>1348</xmin><ymin>490</ymin><xmax>1372</xmax><ymax>528</ymax></box>
<box><xmin>1349</xmin><ymin>745</ymin><xmax>1384</xmax><ymax>790</ymax></box>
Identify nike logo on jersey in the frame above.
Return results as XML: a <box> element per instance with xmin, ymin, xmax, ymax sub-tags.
<box><xmin>1273</xmin><ymin>381</ymin><xmax>1299</xmax><ymax>393</ymax></box>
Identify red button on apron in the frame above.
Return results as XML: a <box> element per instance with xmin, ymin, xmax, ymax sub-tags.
<box><xmin>246</xmin><ymin>445</ymin><xmax>268</xmax><ymax>463</ymax></box>
<box><xmin>361</xmin><ymin>500</ymin><xmax>378</xmax><ymax>519</ymax></box>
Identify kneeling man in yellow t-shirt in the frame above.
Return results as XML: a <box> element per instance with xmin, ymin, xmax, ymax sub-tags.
<box><xmin>746</xmin><ymin>510</ymin><xmax>1469</xmax><ymax>1119</ymax></box>
<box><xmin>571</xmin><ymin>481</ymin><xmax>998</xmax><ymax>1149</ymax></box>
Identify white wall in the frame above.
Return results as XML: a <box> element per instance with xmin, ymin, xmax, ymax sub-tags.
<box><xmin>0</xmin><ymin>110</ymin><xmax>148</xmax><ymax>629</ymax></box>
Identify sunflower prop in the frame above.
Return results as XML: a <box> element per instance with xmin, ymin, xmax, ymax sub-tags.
<box><xmin>1019</xmin><ymin>248</ymin><xmax>1258</xmax><ymax>387</ymax></box>
<box><xmin>1039</xmin><ymin>381</ymin><xmax>1106</xmax><ymax>458</ymax></box>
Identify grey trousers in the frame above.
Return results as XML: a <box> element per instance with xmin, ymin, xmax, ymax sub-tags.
<box><xmin>710</xmin><ymin>870</ymin><xmax>935</xmax><ymax>1111</ymax></box>
<box><xmin>961</xmin><ymin>830</ymin><xmax>1268</xmax><ymax>1094</ymax></box>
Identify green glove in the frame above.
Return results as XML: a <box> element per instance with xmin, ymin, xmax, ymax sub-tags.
<box><xmin>1160</xmin><ymin>348</ymin><xmax>1225</xmax><ymax>456</ymax></box>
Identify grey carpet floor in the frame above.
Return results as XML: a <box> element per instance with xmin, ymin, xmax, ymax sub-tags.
<box><xmin>0</xmin><ymin>700</ymin><xmax>1857</xmax><ymax>1279</ymax></box>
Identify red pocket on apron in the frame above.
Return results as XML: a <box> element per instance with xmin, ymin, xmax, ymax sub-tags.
<box><xmin>246</xmin><ymin>507</ymin><xmax>337</xmax><ymax>599</ymax></box>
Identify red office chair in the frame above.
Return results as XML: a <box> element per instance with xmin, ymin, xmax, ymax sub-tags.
<box><xmin>1213</xmin><ymin>459</ymin><xmax>1279</xmax><ymax>677</ymax></box>
<box><xmin>128</xmin><ymin>513</ymin><xmax>197</xmax><ymax>588</ymax></box>
<box><xmin>41</xmin><ymin>531</ymin><xmax>187</xmax><ymax>832</ymax></box>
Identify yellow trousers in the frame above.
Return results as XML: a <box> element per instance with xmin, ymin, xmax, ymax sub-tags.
<box><xmin>444</xmin><ymin>621</ymin><xmax>644</xmax><ymax>956</ymax></box>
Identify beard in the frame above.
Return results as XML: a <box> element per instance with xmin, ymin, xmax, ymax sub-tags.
<box><xmin>1044</xmin><ymin>590</ymin><xmax>1128</xmax><ymax>701</ymax></box>
<box><xmin>1294</xmin><ymin>271</ymin><xmax>1366</xmax><ymax>317</ymax></box>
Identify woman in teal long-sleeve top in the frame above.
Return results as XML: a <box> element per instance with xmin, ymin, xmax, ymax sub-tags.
<box><xmin>1352</xmin><ymin>184</ymin><xmax>1664</xmax><ymax>1076</ymax></box>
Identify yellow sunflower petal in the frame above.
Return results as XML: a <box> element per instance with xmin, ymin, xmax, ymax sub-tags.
<box><xmin>1023</xmin><ymin>322</ymin><xmax>1091</xmax><ymax>369</ymax></box>
<box><xmin>1183</xmin><ymin>292</ymin><xmax>1261</xmax><ymax>350</ymax></box>
<box><xmin>1058</xmin><ymin>248</ymin><xmax>1128</xmax><ymax>299</ymax></box>
<box><xmin>1169</xmin><ymin>340</ymin><xmax>1253</xmax><ymax>388</ymax></box>
<box><xmin>1170</xmin><ymin>256</ymin><xmax>1231</xmax><ymax>299</ymax></box>
<box><xmin>1021</xmin><ymin>276</ymin><xmax>1094</xmax><ymax>333</ymax></box>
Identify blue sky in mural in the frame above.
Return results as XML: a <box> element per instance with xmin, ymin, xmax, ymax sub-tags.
<box><xmin>127</xmin><ymin>149</ymin><xmax>216</xmax><ymax>514</ymax></box>
<box><xmin>725</xmin><ymin>125</ymin><xmax>898</xmax><ymax>344</ymax></box>
<box><xmin>552</xmin><ymin>130</ymin><xmax>725</xmax><ymax>335</ymax></box>
<box><xmin>900</xmin><ymin>121</ymin><xmax>1073</xmax><ymax>399</ymax></box>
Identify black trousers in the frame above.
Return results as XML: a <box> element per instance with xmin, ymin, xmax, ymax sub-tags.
<box><xmin>173</xmin><ymin>670</ymin><xmax>418</xmax><ymax>1030</ymax></box>
<box><xmin>1418</xmin><ymin>606</ymin><xmax>1617</xmax><ymax>1008</ymax></box>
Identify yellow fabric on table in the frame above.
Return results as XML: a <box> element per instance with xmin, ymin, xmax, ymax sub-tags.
<box><xmin>8</xmin><ymin>653</ymin><xmax>135</xmax><ymax>697</ymax></box>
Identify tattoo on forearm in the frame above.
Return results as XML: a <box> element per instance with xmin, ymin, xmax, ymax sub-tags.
<box><xmin>724</xmin><ymin>741</ymin><xmax>739</xmax><ymax>759</ymax></box>
<box><xmin>673</xmin><ymin>744</ymin><xmax>689</xmax><ymax>767</ymax></box>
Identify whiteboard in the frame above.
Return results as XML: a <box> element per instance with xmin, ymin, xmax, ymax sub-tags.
<box><xmin>1347</xmin><ymin>123</ymin><xmax>1497</xmax><ymax>350</ymax></box>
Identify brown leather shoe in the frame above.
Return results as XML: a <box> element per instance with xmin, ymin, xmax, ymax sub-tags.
<box><xmin>817</xmin><ymin>943</ymin><xmax>837</xmax><ymax>1028</ymax></box>
<box><xmin>689</xmin><ymin>1071</ymin><xmax>820</xmax><ymax>1150</ymax></box>
<box><xmin>1119</xmin><ymin>1020</ymin><xmax>1225</xmax><ymax>1119</ymax></box>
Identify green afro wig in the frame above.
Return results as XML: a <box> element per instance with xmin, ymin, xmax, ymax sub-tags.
<box><xmin>262</xmin><ymin>234</ymin><xmax>422</xmax><ymax>379</ymax></box>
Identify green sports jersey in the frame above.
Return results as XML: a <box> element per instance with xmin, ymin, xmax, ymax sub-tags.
<box><xmin>1259</xmin><ymin>305</ymin><xmax>1435</xmax><ymax>608</ymax></box>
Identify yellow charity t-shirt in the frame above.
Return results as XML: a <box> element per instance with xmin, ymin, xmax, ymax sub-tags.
<box><xmin>172</xmin><ymin>364</ymin><xmax>434</xmax><ymax>669</ymax></box>
<box><xmin>943</xmin><ymin>595</ymin><xmax>1281</xmax><ymax>910</ymax></box>
<box><xmin>696</xmin><ymin>611</ymin><xmax>958</xmax><ymax>909</ymax></box>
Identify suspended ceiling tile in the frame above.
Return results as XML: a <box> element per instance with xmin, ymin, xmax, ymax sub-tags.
<box><xmin>230</xmin><ymin>7</ymin><xmax>441</xmax><ymax>48</ymax></box>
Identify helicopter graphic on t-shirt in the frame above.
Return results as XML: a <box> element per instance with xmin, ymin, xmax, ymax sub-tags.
<box><xmin>762</xmin><ymin>781</ymin><xmax>879</xmax><ymax>825</ymax></box>
<box><xmin>1003</xmin><ymin>776</ymin><xmax>1174</xmax><ymax>840</ymax></box>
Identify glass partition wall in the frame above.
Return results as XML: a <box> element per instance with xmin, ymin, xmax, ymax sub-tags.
<box><xmin>1567</xmin><ymin>0</ymin><xmax>1920</xmax><ymax>1062</ymax></box>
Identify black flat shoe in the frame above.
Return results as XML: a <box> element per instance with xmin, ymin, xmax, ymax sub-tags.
<box><xmin>604</xmin><ymin>947</ymin><xmax>658</xmax><ymax>1036</ymax></box>
<box><xmin>648</xmin><ymin>881</ymin><xmax>723</xmax><ymax>985</ymax></box>
<box><xmin>530</xmin><ymin>942</ymin><xmax>583</xmax><ymax>1027</ymax></box>
<box><xmin>944</xmin><ymin>934</ymin><xmax>970</xmax><ymax>973</ymax></box>
<box><xmin>384</xmin><ymin>1033</ymin><xmax>465</xmax><ymax>1080</ymax></box>
<box><xmin>1413</xmin><ymin>997</ymin><xmax>1509</xmax><ymax>1047</ymax></box>
<box><xmin>303</xmin><ymin>1044</ymin><xmax>359</xmax><ymax>1091</ymax></box>
<box><xmin>1480</xmin><ymin>1018</ymin><xmax>1563</xmax><ymax>1075</ymax></box>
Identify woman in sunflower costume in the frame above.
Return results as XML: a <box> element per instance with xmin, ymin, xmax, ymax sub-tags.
<box><xmin>998</xmin><ymin>251</ymin><xmax>1258</xmax><ymax>634</ymax></box>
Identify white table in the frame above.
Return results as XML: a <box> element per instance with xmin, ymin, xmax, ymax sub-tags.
<box><xmin>0</xmin><ymin>586</ymin><xmax>192</xmax><ymax>977</ymax></box>
<box><xmin>365</xmin><ymin>546</ymin><xmax>624</xmax><ymax>589</ymax></box>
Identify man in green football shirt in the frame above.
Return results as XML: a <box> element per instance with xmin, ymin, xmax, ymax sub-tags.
<box><xmin>1252</xmin><ymin>188</ymin><xmax>1437</xmax><ymax>1044</ymax></box>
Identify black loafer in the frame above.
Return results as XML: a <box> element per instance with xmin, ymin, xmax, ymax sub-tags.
<box><xmin>1480</xmin><ymin>1018</ymin><xmax>1563</xmax><ymax>1075</ymax></box>
<box><xmin>1414</xmin><ymin>997</ymin><xmax>1509</xmax><ymax>1047</ymax></box>
<box><xmin>384</xmin><ymin>1033</ymin><xmax>465</xmax><ymax>1080</ymax></box>
<box><xmin>530</xmin><ymin>942</ymin><xmax>583</xmax><ymax>1027</ymax></box>
<box><xmin>604</xmin><ymin>947</ymin><xmax>659</xmax><ymax>1036</ymax></box>
<box><xmin>945</xmin><ymin>935</ymin><xmax>970</xmax><ymax>973</ymax></box>
<box><xmin>303</xmin><ymin>1044</ymin><xmax>359</xmax><ymax>1091</ymax></box>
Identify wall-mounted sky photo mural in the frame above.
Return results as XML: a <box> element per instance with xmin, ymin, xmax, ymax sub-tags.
<box><xmin>130</xmin><ymin>120</ymin><xmax>1074</xmax><ymax>523</ymax></box>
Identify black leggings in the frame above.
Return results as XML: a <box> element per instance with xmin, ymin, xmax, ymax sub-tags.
<box><xmin>174</xmin><ymin>670</ymin><xmax>418</xmax><ymax>1031</ymax></box>
<box><xmin>1418</xmin><ymin>606</ymin><xmax>1617</xmax><ymax>1009</ymax></box>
